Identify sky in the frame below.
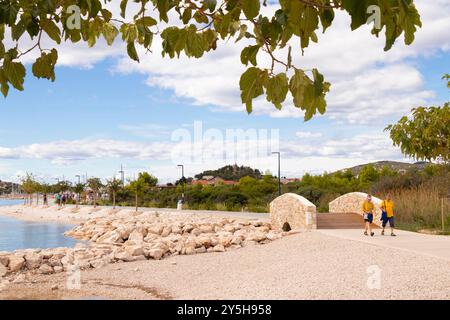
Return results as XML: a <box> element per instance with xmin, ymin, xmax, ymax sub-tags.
<box><xmin>0</xmin><ymin>0</ymin><xmax>449</xmax><ymax>185</ymax></box>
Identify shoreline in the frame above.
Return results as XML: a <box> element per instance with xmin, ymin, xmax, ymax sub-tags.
<box><xmin>0</xmin><ymin>204</ymin><xmax>270</xmax><ymax>225</ymax></box>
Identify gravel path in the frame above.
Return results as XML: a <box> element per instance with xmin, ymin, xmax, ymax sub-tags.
<box><xmin>2</xmin><ymin>231</ymin><xmax>449</xmax><ymax>300</ymax></box>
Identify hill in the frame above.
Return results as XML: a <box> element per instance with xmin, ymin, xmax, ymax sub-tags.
<box><xmin>194</xmin><ymin>164</ymin><xmax>262</xmax><ymax>181</ymax></box>
<box><xmin>338</xmin><ymin>161</ymin><xmax>429</xmax><ymax>175</ymax></box>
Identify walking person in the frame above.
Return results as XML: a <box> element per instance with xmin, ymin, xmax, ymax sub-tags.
<box><xmin>43</xmin><ymin>193</ymin><xmax>48</xmax><ymax>206</ymax></box>
<box><xmin>56</xmin><ymin>193</ymin><xmax>61</xmax><ymax>207</ymax></box>
<box><xmin>362</xmin><ymin>194</ymin><xmax>375</xmax><ymax>237</ymax></box>
<box><xmin>380</xmin><ymin>194</ymin><xmax>396</xmax><ymax>236</ymax></box>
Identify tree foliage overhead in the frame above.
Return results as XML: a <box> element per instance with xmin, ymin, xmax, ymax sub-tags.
<box><xmin>194</xmin><ymin>164</ymin><xmax>262</xmax><ymax>180</ymax></box>
<box><xmin>0</xmin><ymin>0</ymin><xmax>421</xmax><ymax>120</ymax></box>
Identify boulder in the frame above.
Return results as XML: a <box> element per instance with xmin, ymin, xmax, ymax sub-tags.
<box><xmin>0</xmin><ymin>263</ymin><xmax>7</xmax><ymax>277</ymax></box>
<box><xmin>148</xmin><ymin>249</ymin><xmax>164</xmax><ymax>260</ymax></box>
<box><xmin>38</xmin><ymin>264</ymin><xmax>54</xmax><ymax>275</ymax></box>
<box><xmin>128</xmin><ymin>230</ymin><xmax>144</xmax><ymax>244</ymax></box>
<box><xmin>161</xmin><ymin>226</ymin><xmax>172</xmax><ymax>237</ymax></box>
<box><xmin>8</xmin><ymin>255</ymin><xmax>25</xmax><ymax>272</ymax></box>
<box><xmin>213</xmin><ymin>244</ymin><xmax>225</xmax><ymax>252</ymax></box>
<box><xmin>25</xmin><ymin>252</ymin><xmax>43</xmax><ymax>270</ymax></box>
<box><xmin>96</xmin><ymin>230</ymin><xmax>122</xmax><ymax>244</ymax></box>
<box><xmin>124</xmin><ymin>245</ymin><xmax>144</xmax><ymax>256</ymax></box>
<box><xmin>0</xmin><ymin>255</ymin><xmax>9</xmax><ymax>267</ymax></box>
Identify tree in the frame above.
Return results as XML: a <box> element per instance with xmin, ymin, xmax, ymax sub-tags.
<box><xmin>73</xmin><ymin>182</ymin><xmax>85</xmax><ymax>208</ymax></box>
<box><xmin>20</xmin><ymin>173</ymin><xmax>37</xmax><ymax>206</ymax></box>
<box><xmin>106</xmin><ymin>177</ymin><xmax>122</xmax><ymax>209</ymax></box>
<box><xmin>386</xmin><ymin>88</ymin><xmax>450</xmax><ymax>164</ymax></box>
<box><xmin>0</xmin><ymin>1</ymin><xmax>421</xmax><ymax>120</ymax></box>
<box><xmin>86</xmin><ymin>177</ymin><xmax>103</xmax><ymax>208</ymax></box>
<box><xmin>127</xmin><ymin>172</ymin><xmax>157</xmax><ymax>211</ymax></box>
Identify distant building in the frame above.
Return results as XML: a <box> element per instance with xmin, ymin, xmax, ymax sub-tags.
<box><xmin>191</xmin><ymin>177</ymin><xmax>237</xmax><ymax>186</ymax></box>
<box><xmin>280</xmin><ymin>178</ymin><xmax>301</xmax><ymax>185</ymax></box>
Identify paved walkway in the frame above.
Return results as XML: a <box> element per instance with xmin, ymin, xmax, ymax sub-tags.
<box><xmin>318</xmin><ymin>228</ymin><xmax>450</xmax><ymax>262</ymax></box>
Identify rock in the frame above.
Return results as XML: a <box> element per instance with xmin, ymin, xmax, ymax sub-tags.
<box><xmin>182</xmin><ymin>224</ymin><xmax>194</xmax><ymax>233</ymax></box>
<box><xmin>53</xmin><ymin>266</ymin><xmax>63</xmax><ymax>273</ymax></box>
<box><xmin>0</xmin><ymin>255</ymin><xmax>9</xmax><ymax>267</ymax></box>
<box><xmin>96</xmin><ymin>230</ymin><xmax>122</xmax><ymax>244</ymax></box>
<box><xmin>8</xmin><ymin>255</ymin><xmax>25</xmax><ymax>272</ymax></box>
<box><xmin>197</xmin><ymin>236</ymin><xmax>212</xmax><ymax>248</ymax></box>
<box><xmin>171</xmin><ymin>226</ymin><xmax>182</xmax><ymax>234</ymax></box>
<box><xmin>147</xmin><ymin>224</ymin><xmax>164</xmax><ymax>235</ymax></box>
<box><xmin>199</xmin><ymin>225</ymin><xmax>214</xmax><ymax>233</ymax></box>
<box><xmin>90</xmin><ymin>259</ymin><xmax>107</xmax><ymax>269</ymax></box>
<box><xmin>190</xmin><ymin>228</ymin><xmax>202</xmax><ymax>236</ymax></box>
<box><xmin>0</xmin><ymin>263</ymin><xmax>7</xmax><ymax>277</ymax></box>
<box><xmin>148</xmin><ymin>249</ymin><xmax>164</xmax><ymax>260</ymax></box>
<box><xmin>170</xmin><ymin>261</ymin><xmax>177</xmax><ymax>265</ymax></box>
<box><xmin>223</xmin><ymin>225</ymin><xmax>235</xmax><ymax>233</ymax></box>
<box><xmin>114</xmin><ymin>251</ymin><xmax>134</xmax><ymax>262</ymax></box>
<box><xmin>25</xmin><ymin>252</ymin><xmax>43</xmax><ymax>270</ymax></box>
<box><xmin>38</xmin><ymin>264</ymin><xmax>53</xmax><ymax>275</ymax></box>
<box><xmin>231</xmin><ymin>236</ymin><xmax>243</xmax><ymax>245</ymax></box>
<box><xmin>195</xmin><ymin>246</ymin><xmax>206</xmax><ymax>254</ymax></box>
<box><xmin>128</xmin><ymin>230</ymin><xmax>144</xmax><ymax>244</ymax></box>
<box><xmin>213</xmin><ymin>244</ymin><xmax>225</xmax><ymax>252</ymax></box>
<box><xmin>51</xmin><ymin>285</ymin><xmax>59</xmax><ymax>290</ymax></box>
<box><xmin>47</xmin><ymin>256</ymin><xmax>62</xmax><ymax>268</ymax></box>
<box><xmin>124</xmin><ymin>245</ymin><xmax>144</xmax><ymax>257</ymax></box>
<box><xmin>185</xmin><ymin>246</ymin><xmax>196</xmax><ymax>255</ymax></box>
<box><xmin>266</xmin><ymin>231</ymin><xmax>282</xmax><ymax>241</ymax></box>
<box><xmin>245</xmin><ymin>231</ymin><xmax>266</xmax><ymax>242</ymax></box>
<box><xmin>242</xmin><ymin>240</ymin><xmax>257</xmax><ymax>247</ymax></box>
<box><xmin>161</xmin><ymin>226</ymin><xmax>172</xmax><ymax>237</ymax></box>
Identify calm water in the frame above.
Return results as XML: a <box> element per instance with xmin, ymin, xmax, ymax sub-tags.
<box><xmin>0</xmin><ymin>199</ymin><xmax>78</xmax><ymax>251</ymax></box>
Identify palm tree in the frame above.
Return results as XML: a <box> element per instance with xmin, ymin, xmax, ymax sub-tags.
<box><xmin>106</xmin><ymin>178</ymin><xmax>121</xmax><ymax>209</ymax></box>
<box><xmin>86</xmin><ymin>178</ymin><xmax>103</xmax><ymax>208</ymax></box>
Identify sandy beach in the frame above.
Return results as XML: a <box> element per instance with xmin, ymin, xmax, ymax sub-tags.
<box><xmin>1</xmin><ymin>205</ymin><xmax>449</xmax><ymax>300</ymax></box>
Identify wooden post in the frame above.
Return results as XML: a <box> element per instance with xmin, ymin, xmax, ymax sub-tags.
<box><xmin>442</xmin><ymin>197</ymin><xmax>445</xmax><ymax>233</ymax></box>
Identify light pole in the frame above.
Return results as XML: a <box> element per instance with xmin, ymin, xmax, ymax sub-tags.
<box><xmin>177</xmin><ymin>164</ymin><xmax>185</xmax><ymax>203</ymax></box>
<box><xmin>272</xmin><ymin>152</ymin><xmax>281</xmax><ymax>196</ymax></box>
<box><xmin>75</xmin><ymin>175</ymin><xmax>81</xmax><ymax>204</ymax></box>
<box><xmin>119</xmin><ymin>164</ymin><xmax>125</xmax><ymax>188</ymax></box>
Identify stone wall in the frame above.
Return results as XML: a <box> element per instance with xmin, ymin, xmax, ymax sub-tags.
<box><xmin>270</xmin><ymin>193</ymin><xmax>317</xmax><ymax>230</ymax></box>
<box><xmin>328</xmin><ymin>192</ymin><xmax>383</xmax><ymax>226</ymax></box>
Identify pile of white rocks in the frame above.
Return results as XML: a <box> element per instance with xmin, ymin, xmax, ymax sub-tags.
<box><xmin>0</xmin><ymin>212</ymin><xmax>286</xmax><ymax>279</ymax></box>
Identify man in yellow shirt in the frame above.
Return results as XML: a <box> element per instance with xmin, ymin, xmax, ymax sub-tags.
<box><xmin>362</xmin><ymin>194</ymin><xmax>375</xmax><ymax>236</ymax></box>
<box><xmin>380</xmin><ymin>194</ymin><xmax>396</xmax><ymax>236</ymax></box>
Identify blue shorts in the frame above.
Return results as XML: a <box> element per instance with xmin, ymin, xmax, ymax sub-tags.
<box><xmin>364</xmin><ymin>213</ymin><xmax>373</xmax><ymax>223</ymax></box>
<box><xmin>382</xmin><ymin>216</ymin><xmax>395</xmax><ymax>228</ymax></box>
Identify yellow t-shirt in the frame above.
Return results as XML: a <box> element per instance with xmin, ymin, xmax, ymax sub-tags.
<box><xmin>381</xmin><ymin>200</ymin><xmax>394</xmax><ymax>218</ymax></box>
<box><xmin>362</xmin><ymin>200</ymin><xmax>374</xmax><ymax>213</ymax></box>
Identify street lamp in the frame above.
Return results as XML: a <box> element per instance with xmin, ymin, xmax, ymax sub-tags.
<box><xmin>272</xmin><ymin>152</ymin><xmax>281</xmax><ymax>196</ymax></box>
<box><xmin>177</xmin><ymin>164</ymin><xmax>185</xmax><ymax>203</ymax></box>
<box><xmin>75</xmin><ymin>175</ymin><xmax>81</xmax><ymax>204</ymax></box>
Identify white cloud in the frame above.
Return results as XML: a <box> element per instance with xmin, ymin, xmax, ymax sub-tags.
<box><xmin>295</xmin><ymin>131</ymin><xmax>323</xmax><ymax>139</ymax></box>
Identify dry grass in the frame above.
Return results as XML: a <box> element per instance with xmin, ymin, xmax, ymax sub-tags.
<box><xmin>379</xmin><ymin>185</ymin><xmax>450</xmax><ymax>233</ymax></box>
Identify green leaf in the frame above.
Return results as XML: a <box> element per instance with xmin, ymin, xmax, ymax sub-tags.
<box><xmin>266</xmin><ymin>73</ymin><xmax>289</xmax><ymax>109</ymax></box>
<box><xmin>32</xmin><ymin>49</ymin><xmax>58</xmax><ymax>81</ymax></box>
<box><xmin>205</xmin><ymin>0</ymin><xmax>217</xmax><ymax>12</ymax></box>
<box><xmin>102</xmin><ymin>22</ymin><xmax>119</xmax><ymax>46</ymax></box>
<box><xmin>239</xmin><ymin>67</ymin><xmax>267</xmax><ymax>113</ymax></box>
<box><xmin>120</xmin><ymin>0</ymin><xmax>128</xmax><ymax>18</ymax></box>
<box><xmin>3</xmin><ymin>59</ymin><xmax>26</xmax><ymax>91</ymax></box>
<box><xmin>127</xmin><ymin>42</ymin><xmax>139</xmax><ymax>62</ymax></box>
<box><xmin>240</xmin><ymin>45</ymin><xmax>259</xmax><ymax>66</ymax></box>
<box><xmin>41</xmin><ymin>18</ymin><xmax>61</xmax><ymax>44</ymax></box>
<box><xmin>157</xmin><ymin>0</ymin><xmax>169</xmax><ymax>23</ymax></box>
<box><xmin>0</xmin><ymin>69</ymin><xmax>10</xmax><ymax>97</ymax></box>
<box><xmin>242</xmin><ymin>0</ymin><xmax>260</xmax><ymax>20</ymax></box>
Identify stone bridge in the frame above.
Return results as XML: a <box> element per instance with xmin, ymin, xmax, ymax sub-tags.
<box><xmin>270</xmin><ymin>192</ymin><xmax>382</xmax><ymax>230</ymax></box>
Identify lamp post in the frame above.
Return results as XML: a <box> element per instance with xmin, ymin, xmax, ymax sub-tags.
<box><xmin>75</xmin><ymin>175</ymin><xmax>81</xmax><ymax>205</ymax></box>
<box><xmin>177</xmin><ymin>164</ymin><xmax>185</xmax><ymax>203</ymax></box>
<box><xmin>272</xmin><ymin>152</ymin><xmax>281</xmax><ymax>196</ymax></box>
<box><xmin>119</xmin><ymin>164</ymin><xmax>125</xmax><ymax>188</ymax></box>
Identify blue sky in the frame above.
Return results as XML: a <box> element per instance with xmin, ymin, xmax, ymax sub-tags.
<box><xmin>0</xmin><ymin>0</ymin><xmax>449</xmax><ymax>184</ymax></box>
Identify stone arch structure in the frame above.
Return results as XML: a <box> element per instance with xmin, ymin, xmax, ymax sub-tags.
<box><xmin>328</xmin><ymin>192</ymin><xmax>383</xmax><ymax>226</ymax></box>
<box><xmin>270</xmin><ymin>193</ymin><xmax>317</xmax><ymax>230</ymax></box>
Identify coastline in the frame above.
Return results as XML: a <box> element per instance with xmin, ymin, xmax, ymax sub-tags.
<box><xmin>0</xmin><ymin>204</ymin><xmax>270</xmax><ymax>225</ymax></box>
